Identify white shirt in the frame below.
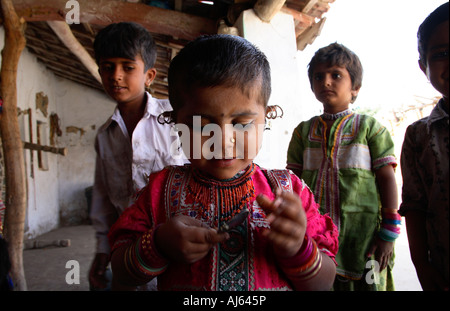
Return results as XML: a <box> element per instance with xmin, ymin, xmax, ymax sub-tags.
<box><xmin>90</xmin><ymin>93</ymin><xmax>185</xmax><ymax>254</ymax></box>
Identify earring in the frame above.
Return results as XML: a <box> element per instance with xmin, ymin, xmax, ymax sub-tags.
<box><xmin>157</xmin><ymin>111</ymin><xmax>173</xmax><ymax>124</ymax></box>
<box><xmin>265</xmin><ymin>119</ymin><xmax>272</xmax><ymax>131</ymax></box>
<box><xmin>266</xmin><ymin>105</ymin><xmax>284</xmax><ymax>119</ymax></box>
<box><xmin>230</xmin><ymin>137</ymin><xmax>236</xmax><ymax>144</ymax></box>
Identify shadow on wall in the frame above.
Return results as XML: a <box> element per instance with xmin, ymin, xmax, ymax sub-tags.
<box><xmin>59</xmin><ymin>186</ymin><xmax>92</xmax><ymax>226</ymax></box>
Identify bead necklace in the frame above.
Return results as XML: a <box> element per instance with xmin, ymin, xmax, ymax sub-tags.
<box><xmin>321</xmin><ymin>108</ymin><xmax>353</xmax><ymax>120</ymax></box>
<box><xmin>188</xmin><ymin>163</ymin><xmax>256</xmax><ymax>222</ymax></box>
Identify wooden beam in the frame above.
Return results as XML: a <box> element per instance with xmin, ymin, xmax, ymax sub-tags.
<box><xmin>296</xmin><ymin>17</ymin><xmax>326</xmax><ymax>51</ymax></box>
<box><xmin>0</xmin><ymin>0</ymin><xmax>28</xmax><ymax>291</ymax></box>
<box><xmin>253</xmin><ymin>0</ymin><xmax>286</xmax><ymax>22</ymax></box>
<box><xmin>12</xmin><ymin>0</ymin><xmax>217</xmax><ymax>41</ymax></box>
<box><xmin>302</xmin><ymin>0</ymin><xmax>319</xmax><ymax>14</ymax></box>
<box><xmin>281</xmin><ymin>5</ymin><xmax>314</xmax><ymax>37</ymax></box>
<box><xmin>47</xmin><ymin>20</ymin><xmax>101</xmax><ymax>83</ymax></box>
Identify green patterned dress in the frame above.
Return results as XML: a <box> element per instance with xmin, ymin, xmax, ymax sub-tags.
<box><xmin>287</xmin><ymin>112</ymin><xmax>397</xmax><ymax>290</ymax></box>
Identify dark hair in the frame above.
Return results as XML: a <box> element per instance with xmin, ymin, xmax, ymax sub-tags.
<box><xmin>94</xmin><ymin>22</ymin><xmax>157</xmax><ymax>71</ymax></box>
<box><xmin>418</xmin><ymin>2</ymin><xmax>449</xmax><ymax>65</ymax></box>
<box><xmin>168</xmin><ymin>34</ymin><xmax>271</xmax><ymax>116</ymax></box>
<box><xmin>307</xmin><ymin>42</ymin><xmax>363</xmax><ymax>92</ymax></box>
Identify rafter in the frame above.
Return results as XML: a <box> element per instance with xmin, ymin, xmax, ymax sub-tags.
<box><xmin>254</xmin><ymin>0</ymin><xmax>287</xmax><ymax>22</ymax></box>
<box><xmin>47</xmin><ymin>20</ymin><xmax>101</xmax><ymax>83</ymax></box>
<box><xmin>11</xmin><ymin>0</ymin><xmax>217</xmax><ymax>41</ymax></box>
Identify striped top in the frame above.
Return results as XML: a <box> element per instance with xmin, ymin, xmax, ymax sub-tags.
<box><xmin>287</xmin><ymin>113</ymin><xmax>396</xmax><ymax>279</ymax></box>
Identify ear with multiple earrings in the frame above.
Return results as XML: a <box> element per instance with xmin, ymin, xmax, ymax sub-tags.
<box><xmin>266</xmin><ymin>104</ymin><xmax>283</xmax><ymax>119</ymax></box>
<box><xmin>264</xmin><ymin>104</ymin><xmax>283</xmax><ymax>131</ymax></box>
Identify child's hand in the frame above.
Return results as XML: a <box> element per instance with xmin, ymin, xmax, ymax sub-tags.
<box><xmin>367</xmin><ymin>237</ymin><xmax>394</xmax><ymax>271</ymax></box>
<box><xmin>88</xmin><ymin>253</ymin><xmax>110</xmax><ymax>290</ymax></box>
<box><xmin>155</xmin><ymin>215</ymin><xmax>229</xmax><ymax>264</ymax></box>
<box><xmin>256</xmin><ymin>189</ymin><xmax>307</xmax><ymax>258</ymax></box>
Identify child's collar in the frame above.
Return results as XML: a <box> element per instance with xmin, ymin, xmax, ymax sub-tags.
<box><xmin>321</xmin><ymin>108</ymin><xmax>353</xmax><ymax>120</ymax></box>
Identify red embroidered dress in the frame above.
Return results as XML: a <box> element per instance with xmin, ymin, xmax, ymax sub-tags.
<box><xmin>109</xmin><ymin>164</ymin><xmax>338</xmax><ymax>290</ymax></box>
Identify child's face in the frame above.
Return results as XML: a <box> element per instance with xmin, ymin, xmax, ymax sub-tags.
<box><xmin>98</xmin><ymin>54</ymin><xmax>156</xmax><ymax>106</ymax></box>
<box><xmin>419</xmin><ymin>20</ymin><xmax>449</xmax><ymax>102</ymax></box>
<box><xmin>175</xmin><ymin>85</ymin><xmax>266</xmax><ymax>180</ymax></box>
<box><xmin>312</xmin><ymin>63</ymin><xmax>360</xmax><ymax>113</ymax></box>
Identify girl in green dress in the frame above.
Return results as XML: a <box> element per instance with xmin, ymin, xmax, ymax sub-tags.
<box><xmin>287</xmin><ymin>43</ymin><xmax>401</xmax><ymax>290</ymax></box>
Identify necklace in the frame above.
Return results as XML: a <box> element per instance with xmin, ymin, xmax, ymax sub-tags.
<box><xmin>321</xmin><ymin>108</ymin><xmax>353</xmax><ymax>120</ymax></box>
<box><xmin>188</xmin><ymin>163</ymin><xmax>256</xmax><ymax>222</ymax></box>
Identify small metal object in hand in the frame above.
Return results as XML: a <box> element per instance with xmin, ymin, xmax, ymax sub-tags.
<box><xmin>218</xmin><ymin>208</ymin><xmax>249</xmax><ymax>233</ymax></box>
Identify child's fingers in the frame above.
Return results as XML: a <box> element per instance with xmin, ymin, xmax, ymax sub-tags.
<box><xmin>263</xmin><ymin>219</ymin><xmax>305</xmax><ymax>258</ymax></box>
<box><xmin>181</xmin><ymin>217</ymin><xmax>229</xmax><ymax>245</ymax></box>
<box><xmin>269</xmin><ymin>213</ymin><xmax>304</xmax><ymax>237</ymax></box>
<box><xmin>256</xmin><ymin>190</ymin><xmax>307</xmax><ymax>257</ymax></box>
<box><xmin>275</xmin><ymin>192</ymin><xmax>306</xmax><ymax>222</ymax></box>
<box><xmin>168</xmin><ymin>216</ymin><xmax>229</xmax><ymax>263</ymax></box>
<box><xmin>257</xmin><ymin>190</ymin><xmax>305</xmax><ymax>224</ymax></box>
<box><xmin>255</xmin><ymin>193</ymin><xmax>281</xmax><ymax>214</ymax></box>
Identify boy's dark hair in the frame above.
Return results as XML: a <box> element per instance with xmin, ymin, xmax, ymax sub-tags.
<box><xmin>418</xmin><ymin>2</ymin><xmax>449</xmax><ymax>66</ymax></box>
<box><xmin>307</xmin><ymin>42</ymin><xmax>363</xmax><ymax>92</ymax></box>
<box><xmin>93</xmin><ymin>22</ymin><xmax>157</xmax><ymax>71</ymax></box>
<box><xmin>168</xmin><ymin>34</ymin><xmax>271</xmax><ymax>116</ymax></box>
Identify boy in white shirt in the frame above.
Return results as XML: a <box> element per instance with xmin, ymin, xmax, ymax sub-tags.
<box><xmin>89</xmin><ymin>22</ymin><xmax>184</xmax><ymax>290</ymax></box>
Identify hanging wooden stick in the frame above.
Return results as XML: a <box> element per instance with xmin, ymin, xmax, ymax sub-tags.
<box><xmin>0</xmin><ymin>0</ymin><xmax>28</xmax><ymax>291</ymax></box>
<box><xmin>23</xmin><ymin>142</ymin><xmax>68</xmax><ymax>156</ymax></box>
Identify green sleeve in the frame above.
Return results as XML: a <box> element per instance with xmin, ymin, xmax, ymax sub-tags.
<box><xmin>286</xmin><ymin>123</ymin><xmax>305</xmax><ymax>171</ymax></box>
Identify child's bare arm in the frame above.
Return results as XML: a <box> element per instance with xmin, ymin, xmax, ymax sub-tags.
<box><xmin>367</xmin><ymin>165</ymin><xmax>398</xmax><ymax>270</ymax></box>
<box><xmin>375</xmin><ymin>164</ymin><xmax>398</xmax><ymax>211</ymax></box>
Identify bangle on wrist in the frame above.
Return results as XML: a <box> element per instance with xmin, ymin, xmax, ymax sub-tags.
<box><xmin>379</xmin><ymin>209</ymin><xmax>401</xmax><ymax>242</ymax></box>
<box><xmin>280</xmin><ymin>235</ymin><xmax>322</xmax><ymax>281</ymax></box>
<box><xmin>124</xmin><ymin>226</ymin><xmax>169</xmax><ymax>280</ymax></box>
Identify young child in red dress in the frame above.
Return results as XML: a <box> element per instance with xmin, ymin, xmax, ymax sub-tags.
<box><xmin>108</xmin><ymin>34</ymin><xmax>339</xmax><ymax>291</ymax></box>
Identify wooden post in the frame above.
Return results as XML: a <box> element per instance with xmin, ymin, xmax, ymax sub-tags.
<box><xmin>0</xmin><ymin>0</ymin><xmax>28</xmax><ymax>291</ymax></box>
<box><xmin>253</xmin><ymin>0</ymin><xmax>287</xmax><ymax>22</ymax></box>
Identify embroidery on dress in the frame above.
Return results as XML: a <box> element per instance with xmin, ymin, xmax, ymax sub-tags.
<box><xmin>218</xmin><ymin>221</ymin><xmax>249</xmax><ymax>290</ymax></box>
<box><xmin>263</xmin><ymin>169</ymin><xmax>293</xmax><ymax>193</ymax></box>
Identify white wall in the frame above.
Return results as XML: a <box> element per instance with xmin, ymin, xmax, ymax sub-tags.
<box><xmin>1</xmin><ymin>26</ymin><xmax>115</xmax><ymax>238</ymax></box>
<box><xmin>234</xmin><ymin>10</ymin><xmax>308</xmax><ymax>170</ymax></box>
<box><xmin>55</xmin><ymin>78</ymin><xmax>114</xmax><ymax>229</ymax></box>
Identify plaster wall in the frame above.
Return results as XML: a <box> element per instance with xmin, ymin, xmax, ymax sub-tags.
<box><xmin>54</xmin><ymin>77</ymin><xmax>114</xmax><ymax>229</ymax></box>
<box><xmin>1</xmin><ymin>26</ymin><xmax>115</xmax><ymax>238</ymax></box>
<box><xmin>234</xmin><ymin>10</ymin><xmax>306</xmax><ymax>170</ymax></box>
